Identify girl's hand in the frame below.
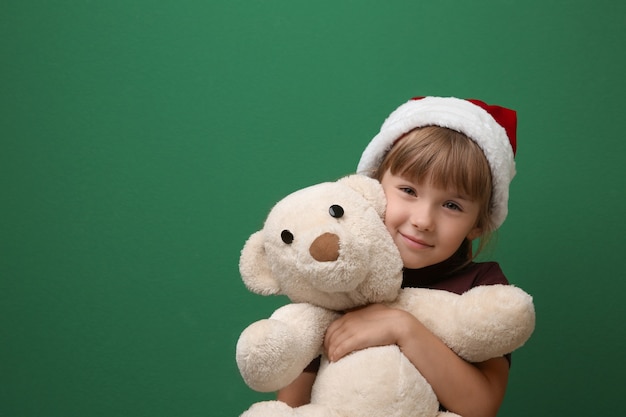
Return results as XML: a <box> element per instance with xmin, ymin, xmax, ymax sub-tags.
<box><xmin>323</xmin><ymin>304</ymin><xmax>416</xmax><ymax>362</ymax></box>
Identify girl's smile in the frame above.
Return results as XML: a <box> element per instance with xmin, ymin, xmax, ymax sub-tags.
<box><xmin>399</xmin><ymin>232</ymin><xmax>433</xmax><ymax>249</ymax></box>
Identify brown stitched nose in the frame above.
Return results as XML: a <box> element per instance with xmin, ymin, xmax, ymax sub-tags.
<box><xmin>309</xmin><ymin>232</ymin><xmax>340</xmax><ymax>262</ymax></box>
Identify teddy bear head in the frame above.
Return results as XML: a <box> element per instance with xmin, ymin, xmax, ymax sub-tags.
<box><xmin>239</xmin><ymin>175</ymin><xmax>403</xmax><ymax>311</ymax></box>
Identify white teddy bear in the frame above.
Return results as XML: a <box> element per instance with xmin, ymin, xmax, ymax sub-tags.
<box><xmin>236</xmin><ymin>175</ymin><xmax>535</xmax><ymax>417</ymax></box>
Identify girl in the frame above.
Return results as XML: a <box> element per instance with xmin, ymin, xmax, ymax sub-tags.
<box><xmin>278</xmin><ymin>96</ymin><xmax>518</xmax><ymax>417</ymax></box>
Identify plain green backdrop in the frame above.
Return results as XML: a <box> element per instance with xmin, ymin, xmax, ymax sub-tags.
<box><xmin>1</xmin><ymin>1</ymin><xmax>624</xmax><ymax>416</ymax></box>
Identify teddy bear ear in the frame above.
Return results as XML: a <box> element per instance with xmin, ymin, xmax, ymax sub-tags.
<box><xmin>239</xmin><ymin>231</ymin><xmax>281</xmax><ymax>295</ymax></box>
<box><xmin>338</xmin><ymin>174</ymin><xmax>386</xmax><ymax>218</ymax></box>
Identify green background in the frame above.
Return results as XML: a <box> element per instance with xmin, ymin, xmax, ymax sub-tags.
<box><xmin>2</xmin><ymin>1</ymin><xmax>624</xmax><ymax>416</ymax></box>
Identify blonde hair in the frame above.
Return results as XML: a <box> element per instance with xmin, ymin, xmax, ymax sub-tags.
<box><xmin>373</xmin><ymin>126</ymin><xmax>494</xmax><ymax>260</ymax></box>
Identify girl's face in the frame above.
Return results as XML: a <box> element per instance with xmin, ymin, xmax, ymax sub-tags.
<box><xmin>380</xmin><ymin>169</ymin><xmax>483</xmax><ymax>269</ymax></box>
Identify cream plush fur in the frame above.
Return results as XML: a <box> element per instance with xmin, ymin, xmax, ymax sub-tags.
<box><xmin>236</xmin><ymin>175</ymin><xmax>535</xmax><ymax>417</ymax></box>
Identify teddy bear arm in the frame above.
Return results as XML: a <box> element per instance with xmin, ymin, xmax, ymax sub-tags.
<box><xmin>236</xmin><ymin>303</ymin><xmax>339</xmax><ymax>392</ymax></box>
<box><xmin>392</xmin><ymin>286</ymin><xmax>535</xmax><ymax>362</ymax></box>
<box><xmin>390</xmin><ymin>288</ymin><xmax>458</xmax><ymax>343</ymax></box>
<box><xmin>448</xmin><ymin>285</ymin><xmax>535</xmax><ymax>361</ymax></box>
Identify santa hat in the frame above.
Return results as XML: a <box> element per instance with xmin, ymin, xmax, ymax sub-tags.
<box><xmin>357</xmin><ymin>96</ymin><xmax>517</xmax><ymax>230</ymax></box>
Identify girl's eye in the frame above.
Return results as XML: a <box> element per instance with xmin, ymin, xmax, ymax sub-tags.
<box><xmin>400</xmin><ymin>187</ymin><xmax>416</xmax><ymax>196</ymax></box>
<box><xmin>443</xmin><ymin>201</ymin><xmax>462</xmax><ymax>211</ymax></box>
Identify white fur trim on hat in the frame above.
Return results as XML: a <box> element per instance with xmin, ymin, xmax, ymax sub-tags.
<box><xmin>357</xmin><ymin>96</ymin><xmax>516</xmax><ymax>230</ymax></box>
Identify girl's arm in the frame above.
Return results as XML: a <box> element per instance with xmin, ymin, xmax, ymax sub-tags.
<box><xmin>324</xmin><ymin>304</ymin><xmax>509</xmax><ymax>417</ymax></box>
<box><xmin>276</xmin><ymin>370</ymin><xmax>316</xmax><ymax>407</ymax></box>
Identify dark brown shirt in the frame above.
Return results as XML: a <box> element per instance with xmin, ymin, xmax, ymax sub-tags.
<box><xmin>401</xmin><ymin>244</ymin><xmax>509</xmax><ymax>293</ymax></box>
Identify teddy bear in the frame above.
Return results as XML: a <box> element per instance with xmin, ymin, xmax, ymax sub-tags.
<box><xmin>236</xmin><ymin>174</ymin><xmax>535</xmax><ymax>417</ymax></box>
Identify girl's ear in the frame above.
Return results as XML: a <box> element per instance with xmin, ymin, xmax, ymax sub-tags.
<box><xmin>467</xmin><ymin>226</ymin><xmax>483</xmax><ymax>241</ymax></box>
<box><xmin>239</xmin><ymin>231</ymin><xmax>281</xmax><ymax>295</ymax></box>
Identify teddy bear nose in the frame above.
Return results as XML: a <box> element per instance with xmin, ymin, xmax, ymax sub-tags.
<box><xmin>309</xmin><ymin>232</ymin><xmax>340</xmax><ymax>262</ymax></box>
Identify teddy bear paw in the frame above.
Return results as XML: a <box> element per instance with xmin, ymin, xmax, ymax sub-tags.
<box><xmin>240</xmin><ymin>400</ymin><xmax>294</xmax><ymax>417</ymax></box>
<box><xmin>236</xmin><ymin>319</ymin><xmax>305</xmax><ymax>391</ymax></box>
<box><xmin>241</xmin><ymin>401</ymin><xmax>338</xmax><ymax>417</ymax></box>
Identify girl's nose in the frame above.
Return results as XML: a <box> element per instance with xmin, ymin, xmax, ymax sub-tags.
<box><xmin>410</xmin><ymin>205</ymin><xmax>434</xmax><ymax>231</ymax></box>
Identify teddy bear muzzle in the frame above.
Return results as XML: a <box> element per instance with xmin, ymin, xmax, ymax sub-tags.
<box><xmin>309</xmin><ymin>232</ymin><xmax>340</xmax><ymax>262</ymax></box>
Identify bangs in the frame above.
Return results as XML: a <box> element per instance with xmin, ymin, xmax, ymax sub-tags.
<box><xmin>378</xmin><ymin>126</ymin><xmax>492</xmax><ymax>203</ymax></box>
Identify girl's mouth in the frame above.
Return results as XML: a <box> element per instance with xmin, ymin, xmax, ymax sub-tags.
<box><xmin>400</xmin><ymin>233</ymin><xmax>433</xmax><ymax>249</ymax></box>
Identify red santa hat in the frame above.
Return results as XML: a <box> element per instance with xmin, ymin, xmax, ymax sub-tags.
<box><xmin>357</xmin><ymin>96</ymin><xmax>517</xmax><ymax>230</ymax></box>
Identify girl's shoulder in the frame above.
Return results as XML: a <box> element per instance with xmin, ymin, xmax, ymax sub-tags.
<box><xmin>465</xmin><ymin>261</ymin><xmax>509</xmax><ymax>287</ymax></box>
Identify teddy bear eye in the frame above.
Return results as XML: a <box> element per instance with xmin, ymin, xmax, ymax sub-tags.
<box><xmin>329</xmin><ymin>205</ymin><xmax>344</xmax><ymax>218</ymax></box>
<box><xmin>281</xmin><ymin>230</ymin><xmax>294</xmax><ymax>244</ymax></box>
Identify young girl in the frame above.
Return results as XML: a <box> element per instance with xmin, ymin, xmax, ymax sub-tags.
<box><xmin>278</xmin><ymin>96</ymin><xmax>518</xmax><ymax>417</ymax></box>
